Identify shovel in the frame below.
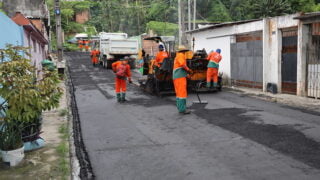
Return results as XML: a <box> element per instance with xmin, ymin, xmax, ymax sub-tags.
<box><xmin>193</xmin><ymin>82</ymin><xmax>208</xmax><ymax>104</ymax></box>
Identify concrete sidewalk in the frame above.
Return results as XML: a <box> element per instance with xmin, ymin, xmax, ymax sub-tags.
<box><xmin>229</xmin><ymin>86</ymin><xmax>320</xmax><ymax>113</ymax></box>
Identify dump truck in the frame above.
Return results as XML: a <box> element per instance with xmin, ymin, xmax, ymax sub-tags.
<box><xmin>99</xmin><ymin>32</ymin><xmax>139</xmax><ymax>69</ymax></box>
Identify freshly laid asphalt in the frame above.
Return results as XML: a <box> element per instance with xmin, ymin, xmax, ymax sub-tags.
<box><xmin>66</xmin><ymin>52</ymin><xmax>320</xmax><ymax>180</ymax></box>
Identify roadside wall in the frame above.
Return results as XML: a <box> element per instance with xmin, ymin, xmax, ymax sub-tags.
<box><xmin>3</xmin><ymin>0</ymin><xmax>46</xmax><ymax>18</ymax></box>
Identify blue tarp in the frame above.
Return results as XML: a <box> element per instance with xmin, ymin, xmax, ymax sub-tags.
<box><xmin>0</xmin><ymin>12</ymin><xmax>24</xmax><ymax>117</ymax></box>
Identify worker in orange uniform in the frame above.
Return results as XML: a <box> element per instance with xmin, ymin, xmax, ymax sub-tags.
<box><xmin>206</xmin><ymin>49</ymin><xmax>222</xmax><ymax>88</ymax></box>
<box><xmin>112</xmin><ymin>57</ymin><xmax>132</xmax><ymax>102</ymax></box>
<box><xmin>91</xmin><ymin>48</ymin><xmax>100</xmax><ymax>66</ymax></box>
<box><xmin>78</xmin><ymin>39</ymin><xmax>83</xmax><ymax>50</ymax></box>
<box><xmin>173</xmin><ymin>46</ymin><xmax>193</xmax><ymax>114</ymax></box>
<box><xmin>154</xmin><ymin>44</ymin><xmax>168</xmax><ymax>68</ymax></box>
<box><xmin>84</xmin><ymin>40</ymin><xmax>90</xmax><ymax>52</ymax></box>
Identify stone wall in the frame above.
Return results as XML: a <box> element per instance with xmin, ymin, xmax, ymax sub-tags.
<box><xmin>3</xmin><ymin>0</ymin><xmax>46</xmax><ymax>18</ymax></box>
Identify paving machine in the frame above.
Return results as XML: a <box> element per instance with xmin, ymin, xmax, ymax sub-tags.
<box><xmin>139</xmin><ymin>37</ymin><xmax>222</xmax><ymax>96</ymax></box>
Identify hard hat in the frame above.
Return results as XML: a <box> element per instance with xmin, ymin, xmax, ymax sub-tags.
<box><xmin>216</xmin><ymin>49</ymin><xmax>221</xmax><ymax>54</ymax></box>
<box><xmin>177</xmin><ymin>45</ymin><xmax>189</xmax><ymax>52</ymax></box>
<box><xmin>121</xmin><ymin>56</ymin><xmax>130</xmax><ymax>61</ymax></box>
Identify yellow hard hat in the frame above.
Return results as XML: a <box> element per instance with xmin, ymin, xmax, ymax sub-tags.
<box><xmin>177</xmin><ymin>45</ymin><xmax>189</xmax><ymax>52</ymax></box>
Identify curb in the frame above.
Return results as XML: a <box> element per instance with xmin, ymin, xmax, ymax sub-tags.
<box><xmin>65</xmin><ymin>55</ymin><xmax>95</xmax><ymax>180</ymax></box>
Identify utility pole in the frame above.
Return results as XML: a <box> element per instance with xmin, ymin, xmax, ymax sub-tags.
<box><xmin>54</xmin><ymin>0</ymin><xmax>63</xmax><ymax>62</ymax></box>
<box><xmin>188</xmin><ymin>0</ymin><xmax>191</xmax><ymax>31</ymax></box>
<box><xmin>193</xmin><ymin>0</ymin><xmax>196</xmax><ymax>30</ymax></box>
<box><xmin>178</xmin><ymin>0</ymin><xmax>182</xmax><ymax>45</ymax></box>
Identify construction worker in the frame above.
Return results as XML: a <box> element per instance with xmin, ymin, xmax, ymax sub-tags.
<box><xmin>112</xmin><ymin>57</ymin><xmax>132</xmax><ymax>103</ymax></box>
<box><xmin>78</xmin><ymin>39</ymin><xmax>83</xmax><ymax>50</ymax></box>
<box><xmin>84</xmin><ymin>40</ymin><xmax>90</xmax><ymax>52</ymax></box>
<box><xmin>90</xmin><ymin>48</ymin><xmax>100</xmax><ymax>66</ymax></box>
<box><xmin>154</xmin><ymin>44</ymin><xmax>168</xmax><ymax>68</ymax></box>
<box><xmin>173</xmin><ymin>46</ymin><xmax>193</xmax><ymax>114</ymax></box>
<box><xmin>206</xmin><ymin>49</ymin><xmax>222</xmax><ymax>88</ymax></box>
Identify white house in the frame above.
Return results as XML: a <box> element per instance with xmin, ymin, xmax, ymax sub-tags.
<box><xmin>187</xmin><ymin>13</ymin><xmax>320</xmax><ymax>98</ymax></box>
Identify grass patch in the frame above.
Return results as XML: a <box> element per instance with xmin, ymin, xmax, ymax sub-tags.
<box><xmin>56</xmin><ymin>123</ymin><xmax>70</xmax><ymax>180</ymax></box>
<box><xmin>59</xmin><ymin>109</ymin><xmax>68</xmax><ymax>117</ymax></box>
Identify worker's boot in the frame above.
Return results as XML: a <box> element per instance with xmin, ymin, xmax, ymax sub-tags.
<box><xmin>121</xmin><ymin>93</ymin><xmax>127</xmax><ymax>102</ymax></box>
<box><xmin>206</xmin><ymin>82</ymin><xmax>211</xmax><ymax>88</ymax></box>
<box><xmin>116</xmin><ymin>93</ymin><xmax>121</xmax><ymax>102</ymax></box>
<box><xmin>212</xmin><ymin>82</ymin><xmax>218</xmax><ymax>90</ymax></box>
<box><xmin>179</xmin><ymin>99</ymin><xmax>191</xmax><ymax>115</ymax></box>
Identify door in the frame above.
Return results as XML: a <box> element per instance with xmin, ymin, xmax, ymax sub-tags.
<box><xmin>231</xmin><ymin>33</ymin><xmax>263</xmax><ymax>89</ymax></box>
<box><xmin>281</xmin><ymin>29</ymin><xmax>298</xmax><ymax>94</ymax></box>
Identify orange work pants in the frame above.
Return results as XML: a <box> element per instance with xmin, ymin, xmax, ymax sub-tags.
<box><xmin>173</xmin><ymin>77</ymin><xmax>187</xmax><ymax>98</ymax></box>
<box><xmin>92</xmin><ymin>57</ymin><xmax>98</xmax><ymax>64</ymax></box>
<box><xmin>115</xmin><ymin>78</ymin><xmax>127</xmax><ymax>93</ymax></box>
<box><xmin>207</xmin><ymin>68</ymin><xmax>218</xmax><ymax>83</ymax></box>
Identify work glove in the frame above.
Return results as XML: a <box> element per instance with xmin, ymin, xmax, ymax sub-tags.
<box><xmin>187</xmin><ymin>69</ymin><xmax>193</xmax><ymax>74</ymax></box>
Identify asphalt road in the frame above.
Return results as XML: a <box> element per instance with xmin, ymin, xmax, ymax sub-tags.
<box><xmin>66</xmin><ymin>52</ymin><xmax>320</xmax><ymax>180</ymax></box>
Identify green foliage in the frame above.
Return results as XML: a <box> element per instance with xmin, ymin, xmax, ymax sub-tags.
<box><xmin>208</xmin><ymin>0</ymin><xmax>232</xmax><ymax>22</ymax></box>
<box><xmin>146</xmin><ymin>21</ymin><xmax>179</xmax><ymax>36</ymax></box>
<box><xmin>56</xmin><ymin>123</ymin><xmax>69</xmax><ymax>179</ymax></box>
<box><xmin>253</xmin><ymin>0</ymin><xmax>292</xmax><ymax>18</ymax></box>
<box><xmin>88</xmin><ymin>0</ymin><xmax>177</xmax><ymax>36</ymax></box>
<box><xmin>288</xmin><ymin>0</ymin><xmax>317</xmax><ymax>12</ymax></box>
<box><xmin>0</xmin><ymin>2</ymin><xmax>4</xmax><ymax>13</ymax></box>
<box><xmin>48</xmin><ymin>0</ymin><xmax>320</xmax><ymax>37</ymax></box>
<box><xmin>63</xmin><ymin>43</ymin><xmax>78</xmax><ymax>52</ymax></box>
<box><xmin>0</xmin><ymin>121</ymin><xmax>23</xmax><ymax>151</ymax></box>
<box><xmin>0</xmin><ymin>45</ymin><xmax>62</xmax><ymax>123</ymax></box>
<box><xmin>48</xmin><ymin>0</ymin><xmax>93</xmax><ymax>36</ymax></box>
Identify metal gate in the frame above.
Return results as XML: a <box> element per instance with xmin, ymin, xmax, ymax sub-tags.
<box><xmin>307</xmin><ymin>34</ymin><xmax>320</xmax><ymax>99</ymax></box>
<box><xmin>231</xmin><ymin>40</ymin><xmax>263</xmax><ymax>89</ymax></box>
<box><xmin>281</xmin><ymin>29</ymin><xmax>298</xmax><ymax>94</ymax></box>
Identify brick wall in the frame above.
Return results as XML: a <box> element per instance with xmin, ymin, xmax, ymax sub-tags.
<box><xmin>76</xmin><ymin>10</ymin><xmax>89</xmax><ymax>24</ymax></box>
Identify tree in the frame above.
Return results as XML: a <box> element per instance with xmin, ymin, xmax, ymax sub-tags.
<box><xmin>288</xmin><ymin>0</ymin><xmax>317</xmax><ymax>12</ymax></box>
<box><xmin>252</xmin><ymin>0</ymin><xmax>292</xmax><ymax>18</ymax></box>
<box><xmin>208</xmin><ymin>0</ymin><xmax>232</xmax><ymax>22</ymax></box>
<box><xmin>146</xmin><ymin>21</ymin><xmax>178</xmax><ymax>36</ymax></box>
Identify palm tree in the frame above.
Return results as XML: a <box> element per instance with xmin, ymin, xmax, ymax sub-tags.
<box><xmin>253</xmin><ymin>0</ymin><xmax>292</xmax><ymax>18</ymax></box>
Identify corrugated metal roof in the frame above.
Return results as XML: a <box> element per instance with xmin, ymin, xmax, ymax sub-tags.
<box><xmin>11</xmin><ymin>12</ymin><xmax>48</xmax><ymax>44</ymax></box>
<box><xmin>186</xmin><ymin>19</ymin><xmax>261</xmax><ymax>34</ymax></box>
<box><xmin>294</xmin><ymin>12</ymin><xmax>320</xmax><ymax>20</ymax></box>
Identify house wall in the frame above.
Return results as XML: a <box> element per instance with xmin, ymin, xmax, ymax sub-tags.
<box><xmin>189</xmin><ymin>13</ymin><xmax>301</xmax><ymax>92</ymax></box>
<box><xmin>191</xmin><ymin>27</ymin><xmax>232</xmax><ymax>83</ymax></box>
<box><xmin>263</xmin><ymin>14</ymin><xmax>300</xmax><ymax>92</ymax></box>
<box><xmin>24</xmin><ymin>30</ymin><xmax>46</xmax><ymax>74</ymax></box>
<box><xmin>0</xmin><ymin>12</ymin><xmax>24</xmax><ymax>50</ymax></box>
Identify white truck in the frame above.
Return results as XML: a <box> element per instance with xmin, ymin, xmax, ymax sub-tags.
<box><xmin>99</xmin><ymin>32</ymin><xmax>139</xmax><ymax>69</ymax></box>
